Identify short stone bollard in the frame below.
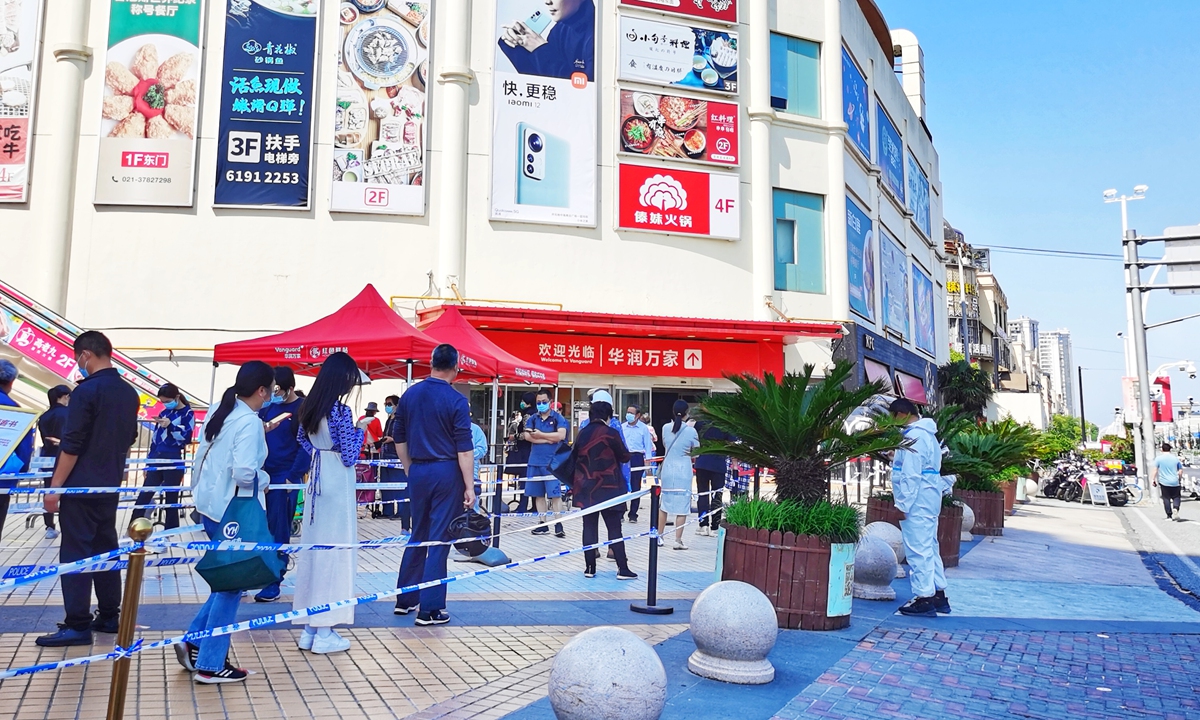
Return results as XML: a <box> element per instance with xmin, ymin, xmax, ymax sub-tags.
<box><xmin>548</xmin><ymin>626</ymin><xmax>667</xmax><ymax>720</ymax></box>
<box><xmin>687</xmin><ymin>580</ymin><xmax>777</xmax><ymax>684</ymax></box>
<box><xmin>863</xmin><ymin>521</ymin><xmax>906</xmax><ymax>578</ymax></box>
<box><xmin>960</xmin><ymin>502</ymin><xmax>976</xmax><ymax>542</ymax></box>
<box><xmin>852</xmin><ymin>535</ymin><xmax>897</xmax><ymax>600</ymax></box>
<box><xmin>1026</xmin><ymin>478</ymin><xmax>1040</xmax><ymax>498</ymax></box>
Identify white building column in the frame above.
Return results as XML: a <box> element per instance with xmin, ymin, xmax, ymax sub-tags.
<box><xmin>435</xmin><ymin>0</ymin><xmax>474</xmax><ymax>295</ymax></box>
<box><xmin>823</xmin><ymin>1</ymin><xmax>849</xmax><ymax>321</ymax></box>
<box><xmin>32</xmin><ymin>0</ymin><xmax>91</xmax><ymax>314</ymax></box>
<box><xmin>747</xmin><ymin>0</ymin><xmax>773</xmax><ymax>321</ymax></box>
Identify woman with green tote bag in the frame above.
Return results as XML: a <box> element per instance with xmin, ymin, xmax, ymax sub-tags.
<box><xmin>178</xmin><ymin>361</ymin><xmax>275</xmax><ymax>685</ymax></box>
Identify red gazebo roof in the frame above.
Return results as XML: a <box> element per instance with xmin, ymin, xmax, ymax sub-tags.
<box><xmin>421</xmin><ymin>306</ymin><xmax>558</xmax><ymax>385</ymax></box>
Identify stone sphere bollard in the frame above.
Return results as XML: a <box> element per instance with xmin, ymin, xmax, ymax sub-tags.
<box><xmin>852</xmin><ymin>535</ymin><xmax>897</xmax><ymax>600</ymax></box>
<box><xmin>1026</xmin><ymin>478</ymin><xmax>1040</xmax><ymax>497</ymax></box>
<box><xmin>549</xmin><ymin>627</ymin><xmax>667</xmax><ymax>720</ymax></box>
<box><xmin>687</xmin><ymin>580</ymin><xmax>778</xmax><ymax>684</ymax></box>
<box><xmin>863</xmin><ymin>521</ymin><xmax>906</xmax><ymax>578</ymax></box>
<box><xmin>960</xmin><ymin>502</ymin><xmax>976</xmax><ymax>542</ymax></box>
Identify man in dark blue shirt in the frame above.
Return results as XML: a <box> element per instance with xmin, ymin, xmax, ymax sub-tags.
<box><xmin>524</xmin><ymin>389</ymin><xmax>567</xmax><ymax>537</ymax></box>
<box><xmin>254</xmin><ymin>366</ymin><xmax>306</xmax><ymax>602</ymax></box>
<box><xmin>393</xmin><ymin>344</ymin><xmax>475</xmax><ymax>626</ymax></box>
<box><xmin>0</xmin><ymin>360</ymin><xmax>35</xmax><ymax>539</ymax></box>
<box><xmin>36</xmin><ymin>385</ymin><xmax>71</xmax><ymax>539</ymax></box>
<box><xmin>38</xmin><ymin>332</ymin><xmax>139</xmax><ymax>647</ymax></box>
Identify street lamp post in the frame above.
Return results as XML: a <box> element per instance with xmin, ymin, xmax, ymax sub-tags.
<box><xmin>1105</xmin><ymin>186</ymin><xmax>1148</xmax><ymax>481</ymax></box>
<box><xmin>1078</xmin><ymin>365</ymin><xmax>1087</xmax><ymax>446</ymax></box>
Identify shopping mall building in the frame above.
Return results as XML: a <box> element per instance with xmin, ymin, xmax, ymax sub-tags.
<box><xmin>0</xmin><ymin>0</ymin><xmax>947</xmax><ymax>430</ymax></box>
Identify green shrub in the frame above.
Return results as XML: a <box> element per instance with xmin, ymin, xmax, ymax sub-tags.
<box><xmin>724</xmin><ymin>497</ymin><xmax>861</xmax><ymax>544</ymax></box>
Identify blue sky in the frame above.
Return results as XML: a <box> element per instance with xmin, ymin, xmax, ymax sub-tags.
<box><xmin>875</xmin><ymin>0</ymin><xmax>1200</xmax><ymax>427</ymax></box>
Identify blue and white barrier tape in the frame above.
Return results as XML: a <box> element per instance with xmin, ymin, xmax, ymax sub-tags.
<box><xmin>0</xmin><ymin>482</ymin><xmax>408</xmax><ymax>496</ymax></box>
<box><xmin>2</xmin><ymin>555</ymin><xmax>200</xmax><ymax>581</ymax></box>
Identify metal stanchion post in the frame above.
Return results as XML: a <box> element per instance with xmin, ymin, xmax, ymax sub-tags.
<box><xmin>753</xmin><ymin>466</ymin><xmax>761</xmax><ymax>500</ymax></box>
<box><xmin>106</xmin><ymin>518</ymin><xmax>153</xmax><ymax>720</ymax></box>
<box><xmin>491</xmin><ymin>471</ymin><xmax>503</xmax><ymax>549</ymax></box>
<box><xmin>631</xmin><ymin>485</ymin><xmax>673</xmax><ymax>615</ymax></box>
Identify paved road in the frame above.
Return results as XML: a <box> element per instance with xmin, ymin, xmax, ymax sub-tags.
<box><xmin>1118</xmin><ymin>491</ymin><xmax>1200</xmax><ymax>605</ymax></box>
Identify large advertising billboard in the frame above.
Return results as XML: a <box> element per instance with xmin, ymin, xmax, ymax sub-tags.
<box><xmin>619</xmin><ymin>0</ymin><xmax>738</xmax><ymax>24</ymax></box>
<box><xmin>619</xmin><ymin>16</ymin><xmax>738</xmax><ymax>95</ymax></box>
<box><xmin>913</xmin><ymin>262</ymin><xmax>936</xmax><ymax>355</ymax></box>
<box><xmin>490</xmin><ymin>0</ymin><xmax>597</xmax><ymax>227</ymax></box>
<box><xmin>617</xmin><ymin>162</ymin><xmax>739</xmax><ymax>240</ymax></box>
<box><xmin>907</xmin><ymin>151</ymin><xmax>931</xmax><ymax>237</ymax></box>
<box><xmin>878</xmin><ymin>104</ymin><xmax>904</xmax><ymax>203</ymax></box>
<box><xmin>0</xmin><ymin>0</ymin><xmax>45</xmax><ymax>203</ymax></box>
<box><xmin>846</xmin><ymin>195</ymin><xmax>875</xmax><ymax>323</ymax></box>
<box><xmin>213</xmin><ymin>0</ymin><xmax>319</xmax><ymax>209</ymax></box>
<box><xmin>880</xmin><ymin>231</ymin><xmax>909</xmax><ymax>338</ymax></box>
<box><xmin>330</xmin><ymin>1</ymin><xmax>432</xmax><ymax>215</ymax></box>
<box><xmin>93</xmin><ymin>0</ymin><xmax>206</xmax><ymax>206</ymax></box>
<box><xmin>618</xmin><ymin>89</ymin><xmax>738</xmax><ymax>166</ymax></box>
<box><xmin>842</xmin><ymin>48</ymin><xmax>869</xmax><ymax>159</ymax></box>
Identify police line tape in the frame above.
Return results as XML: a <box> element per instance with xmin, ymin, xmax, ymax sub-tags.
<box><xmin>0</xmin><ymin>482</ymin><xmax>409</xmax><ymax>496</ymax></box>
<box><xmin>0</xmin><ymin>500</ymin><xmax>723</xmax><ymax>680</ymax></box>
<box><xmin>0</xmin><ymin>525</ymin><xmax>203</xmax><ymax>589</ymax></box>
<box><xmin>2</xmin><ymin>555</ymin><xmax>200</xmax><ymax>581</ymax></box>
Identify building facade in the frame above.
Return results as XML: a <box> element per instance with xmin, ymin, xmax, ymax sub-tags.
<box><xmin>1038</xmin><ymin>329</ymin><xmax>1076</xmax><ymax>417</ymax></box>
<box><xmin>0</xmin><ymin>0</ymin><xmax>947</xmax><ymax>419</ymax></box>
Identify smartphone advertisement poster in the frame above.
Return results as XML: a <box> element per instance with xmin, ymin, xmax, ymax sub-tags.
<box><xmin>616</xmin><ymin>162</ymin><xmax>739</xmax><ymax>240</ymax></box>
<box><xmin>912</xmin><ymin>262</ymin><xmax>936</xmax><ymax>355</ymax></box>
<box><xmin>0</xmin><ymin>0</ymin><xmax>46</xmax><ymax>203</ymax></box>
<box><xmin>846</xmin><ymin>195</ymin><xmax>875</xmax><ymax>323</ymax></box>
<box><xmin>618</xmin><ymin>89</ymin><xmax>738</xmax><ymax>166</ymax></box>
<box><xmin>490</xmin><ymin>0</ymin><xmax>598</xmax><ymax>227</ymax></box>
<box><xmin>619</xmin><ymin>0</ymin><xmax>738</xmax><ymax>25</ymax></box>
<box><xmin>93</xmin><ymin>0</ymin><xmax>206</xmax><ymax>206</ymax></box>
<box><xmin>880</xmin><ymin>230</ymin><xmax>909</xmax><ymax>338</ymax></box>
<box><xmin>330</xmin><ymin>1</ymin><xmax>432</xmax><ymax>215</ymax></box>
<box><xmin>213</xmin><ymin>0</ymin><xmax>319</xmax><ymax>209</ymax></box>
<box><xmin>619</xmin><ymin>16</ymin><xmax>738</xmax><ymax>95</ymax></box>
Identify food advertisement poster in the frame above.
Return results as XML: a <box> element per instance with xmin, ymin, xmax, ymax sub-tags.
<box><xmin>616</xmin><ymin>162</ymin><xmax>739</xmax><ymax>240</ymax></box>
<box><xmin>213</xmin><ymin>0</ymin><xmax>319</xmax><ymax>208</ymax></box>
<box><xmin>94</xmin><ymin>0</ymin><xmax>206</xmax><ymax>206</ymax></box>
<box><xmin>912</xmin><ymin>262</ymin><xmax>936</xmax><ymax>355</ymax></box>
<box><xmin>842</xmin><ymin>48</ymin><xmax>869</xmax><ymax>159</ymax></box>
<box><xmin>490</xmin><ymin>0</ymin><xmax>597</xmax><ymax>227</ymax></box>
<box><xmin>331</xmin><ymin>1</ymin><xmax>432</xmax><ymax>215</ymax></box>
<box><xmin>618</xmin><ymin>89</ymin><xmax>737</xmax><ymax>166</ymax></box>
<box><xmin>907</xmin><ymin>151</ymin><xmax>931</xmax><ymax>237</ymax></box>
<box><xmin>0</xmin><ymin>0</ymin><xmax>45</xmax><ymax>203</ymax></box>
<box><xmin>880</xmin><ymin>231</ymin><xmax>909</xmax><ymax>338</ymax></box>
<box><xmin>619</xmin><ymin>0</ymin><xmax>737</xmax><ymax>24</ymax></box>
<box><xmin>878</xmin><ymin>104</ymin><xmax>904</xmax><ymax>203</ymax></box>
<box><xmin>618</xmin><ymin>16</ymin><xmax>738</xmax><ymax>95</ymax></box>
<box><xmin>846</xmin><ymin>195</ymin><xmax>875</xmax><ymax>323</ymax></box>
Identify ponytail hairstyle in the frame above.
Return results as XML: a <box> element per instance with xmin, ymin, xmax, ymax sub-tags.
<box><xmin>671</xmin><ymin>399</ymin><xmax>689</xmax><ymax>434</ymax></box>
<box><xmin>204</xmin><ymin>361</ymin><xmax>274</xmax><ymax>442</ymax></box>
<box><xmin>157</xmin><ymin>382</ymin><xmax>189</xmax><ymax>408</ymax></box>
<box><xmin>299</xmin><ymin>352</ymin><xmax>361</xmax><ymax>435</ymax></box>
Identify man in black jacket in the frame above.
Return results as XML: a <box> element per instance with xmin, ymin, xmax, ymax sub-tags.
<box><xmin>37</xmin><ymin>332</ymin><xmax>139</xmax><ymax>647</ymax></box>
<box><xmin>36</xmin><ymin>385</ymin><xmax>71</xmax><ymax>539</ymax></box>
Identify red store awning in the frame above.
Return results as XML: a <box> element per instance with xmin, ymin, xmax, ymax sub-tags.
<box><xmin>419</xmin><ymin>306</ymin><xmax>558</xmax><ymax>385</ymax></box>
<box><xmin>416</xmin><ymin>306</ymin><xmax>843</xmax><ymax>379</ymax></box>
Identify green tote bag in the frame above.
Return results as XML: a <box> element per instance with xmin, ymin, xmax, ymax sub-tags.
<box><xmin>195</xmin><ymin>479</ymin><xmax>286</xmax><ymax>593</ymax></box>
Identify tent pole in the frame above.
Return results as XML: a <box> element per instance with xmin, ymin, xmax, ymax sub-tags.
<box><xmin>406</xmin><ymin>360</ymin><xmax>413</xmax><ymax>387</ymax></box>
<box><xmin>208</xmin><ymin>362</ymin><xmax>218</xmax><ymax>405</ymax></box>
<box><xmin>490</xmin><ymin>378</ymin><xmax>502</xmax><ymax>548</ymax></box>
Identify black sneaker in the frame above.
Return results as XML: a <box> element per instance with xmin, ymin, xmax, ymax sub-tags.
<box><xmin>933</xmin><ymin>590</ymin><xmax>952</xmax><ymax>615</ymax></box>
<box><xmin>415</xmin><ymin>610</ymin><xmax>450</xmax><ymax>626</ymax></box>
<box><xmin>628</xmin><ymin>514</ymin><xmax>639</xmax><ymax>524</ymax></box>
<box><xmin>35</xmin><ymin>625</ymin><xmax>92</xmax><ymax>647</ymax></box>
<box><xmin>194</xmin><ymin>665</ymin><xmax>250</xmax><ymax>685</ymax></box>
<box><xmin>584</xmin><ymin>565</ymin><xmax>596</xmax><ymax>579</ymax></box>
<box><xmin>173</xmin><ymin>642</ymin><xmax>199</xmax><ymax>672</ymax></box>
<box><xmin>91</xmin><ymin>612</ymin><xmax>120</xmax><ymax>634</ymax></box>
<box><xmin>554</xmin><ymin>523</ymin><xmax>566</xmax><ymax>538</ymax></box>
<box><xmin>393</xmin><ymin>604</ymin><xmax>420</xmax><ymax>616</ymax></box>
<box><xmin>531</xmin><ymin>526</ymin><xmax>550</xmax><ymax>536</ymax></box>
<box><xmin>616</xmin><ymin>569</ymin><xmax>639</xmax><ymax>581</ymax></box>
<box><xmin>899</xmin><ymin>596</ymin><xmax>939</xmax><ymax>618</ymax></box>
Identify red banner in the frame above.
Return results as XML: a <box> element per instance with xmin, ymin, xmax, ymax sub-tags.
<box><xmin>617</xmin><ymin>162</ymin><xmax>739</xmax><ymax>239</ymax></box>
<box><xmin>620</xmin><ymin>0</ymin><xmax>738</xmax><ymax>24</ymax></box>
<box><xmin>619</xmin><ymin>90</ymin><xmax>739</xmax><ymax>166</ymax></box>
<box><xmin>7</xmin><ymin>322</ymin><xmax>77</xmax><ymax>380</ymax></box>
<box><xmin>479</xmin><ymin>329</ymin><xmax>780</xmax><ymax>378</ymax></box>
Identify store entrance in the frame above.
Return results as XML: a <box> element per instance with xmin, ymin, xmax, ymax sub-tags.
<box><xmin>649</xmin><ymin>388</ymin><xmax>709</xmax><ymax>455</ymax></box>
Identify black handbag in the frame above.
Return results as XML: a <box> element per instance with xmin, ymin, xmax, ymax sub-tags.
<box><xmin>548</xmin><ymin>441</ymin><xmax>576</xmax><ymax>483</ymax></box>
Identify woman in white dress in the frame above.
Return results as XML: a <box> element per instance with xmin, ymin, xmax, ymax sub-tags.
<box><xmin>291</xmin><ymin>352</ymin><xmax>364</xmax><ymax>654</ymax></box>
<box><xmin>659</xmin><ymin>400</ymin><xmax>700</xmax><ymax>550</ymax></box>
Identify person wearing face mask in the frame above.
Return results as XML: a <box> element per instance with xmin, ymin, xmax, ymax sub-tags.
<box><xmin>253</xmin><ymin>367</ymin><xmax>305</xmax><ymax>602</ymax></box>
<box><xmin>621</xmin><ymin>405</ymin><xmax>656</xmax><ymax>524</ymax></box>
<box><xmin>177</xmin><ymin>361</ymin><xmax>276</xmax><ymax>683</ymax></box>
<box><xmin>524</xmin><ymin>389</ymin><xmax>568</xmax><ymax>537</ymax></box>
<box><xmin>504</xmin><ymin>393</ymin><xmax>536</xmax><ymax>513</ymax></box>
<box><xmin>36</xmin><ymin>385</ymin><xmax>71</xmax><ymax>539</ymax></box>
<box><xmin>37</xmin><ymin>332</ymin><xmax>140</xmax><ymax>648</ymax></box>
<box><xmin>131</xmin><ymin>384</ymin><xmax>194</xmax><ymax>530</ymax></box>
<box><xmin>379</xmin><ymin>394</ymin><xmax>410</xmax><ymax>528</ymax></box>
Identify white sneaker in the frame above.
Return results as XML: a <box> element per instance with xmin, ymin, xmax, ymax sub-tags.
<box><xmin>696</xmin><ymin>527</ymin><xmax>711</xmax><ymax>537</ymax></box>
<box><xmin>298</xmin><ymin>629</ymin><xmax>315</xmax><ymax>651</ymax></box>
<box><xmin>44</xmin><ymin>529</ymin><xmax>59</xmax><ymax>540</ymax></box>
<box><xmin>656</xmin><ymin>536</ymin><xmax>664</xmax><ymax>547</ymax></box>
<box><xmin>673</xmin><ymin>539</ymin><xmax>689</xmax><ymax>551</ymax></box>
<box><xmin>310</xmin><ymin>630</ymin><xmax>351</xmax><ymax>655</ymax></box>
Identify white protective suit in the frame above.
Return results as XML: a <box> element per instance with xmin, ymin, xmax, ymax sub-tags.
<box><xmin>891</xmin><ymin>418</ymin><xmax>946</xmax><ymax>599</ymax></box>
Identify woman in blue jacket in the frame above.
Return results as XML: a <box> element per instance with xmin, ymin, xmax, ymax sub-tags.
<box><xmin>132</xmin><ymin>383</ymin><xmax>194</xmax><ymax>529</ymax></box>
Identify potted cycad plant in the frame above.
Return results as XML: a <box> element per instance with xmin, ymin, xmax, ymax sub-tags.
<box><xmin>944</xmin><ymin>419</ymin><xmax>1039</xmax><ymax>536</ymax></box>
<box><xmin>696</xmin><ymin>362</ymin><xmax>904</xmax><ymax>630</ymax></box>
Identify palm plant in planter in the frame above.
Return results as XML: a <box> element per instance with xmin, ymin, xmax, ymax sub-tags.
<box><xmin>943</xmin><ymin>418</ymin><xmax>1039</xmax><ymax>535</ymax></box>
<box><xmin>695</xmin><ymin>361</ymin><xmax>905</xmax><ymax>630</ymax></box>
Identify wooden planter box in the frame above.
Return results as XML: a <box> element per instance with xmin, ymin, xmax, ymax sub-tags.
<box><xmin>864</xmin><ymin>496</ymin><xmax>963</xmax><ymax>568</ymax></box>
<box><xmin>954</xmin><ymin>489</ymin><xmax>1004</xmax><ymax>536</ymax></box>
<box><xmin>721</xmin><ymin>524</ymin><xmax>851</xmax><ymax>631</ymax></box>
<box><xmin>1002</xmin><ymin>480</ymin><xmax>1017</xmax><ymax>515</ymax></box>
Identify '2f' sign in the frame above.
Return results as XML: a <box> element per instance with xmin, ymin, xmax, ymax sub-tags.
<box><xmin>364</xmin><ymin>187</ymin><xmax>390</xmax><ymax>207</ymax></box>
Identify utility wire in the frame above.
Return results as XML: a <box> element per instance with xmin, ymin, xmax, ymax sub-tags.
<box><xmin>976</xmin><ymin>244</ymin><xmax>1162</xmax><ymax>262</ymax></box>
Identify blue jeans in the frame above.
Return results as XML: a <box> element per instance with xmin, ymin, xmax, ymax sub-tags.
<box><xmin>395</xmin><ymin>461</ymin><xmax>462</xmax><ymax>613</ymax></box>
<box><xmin>189</xmin><ymin>517</ymin><xmax>242</xmax><ymax>672</ymax></box>
<box><xmin>260</xmin><ymin>470</ymin><xmax>299</xmax><ymax>596</ymax></box>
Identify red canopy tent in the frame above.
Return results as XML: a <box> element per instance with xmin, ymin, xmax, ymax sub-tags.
<box><xmin>212</xmin><ymin>285</ymin><xmax>438</xmax><ymax>379</ymax></box>
<box><xmin>421</xmin><ymin>306</ymin><xmax>558</xmax><ymax>385</ymax></box>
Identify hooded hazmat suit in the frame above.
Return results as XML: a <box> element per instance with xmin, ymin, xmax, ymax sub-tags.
<box><xmin>891</xmin><ymin>417</ymin><xmax>946</xmax><ymax>599</ymax></box>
